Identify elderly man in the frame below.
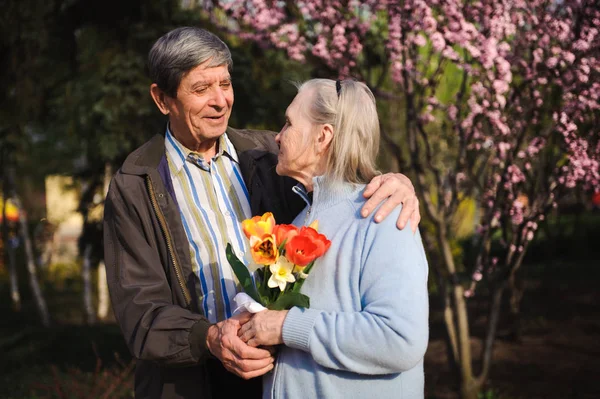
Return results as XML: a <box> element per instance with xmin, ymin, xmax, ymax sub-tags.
<box><xmin>104</xmin><ymin>27</ymin><xmax>420</xmax><ymax>399</ymax></box>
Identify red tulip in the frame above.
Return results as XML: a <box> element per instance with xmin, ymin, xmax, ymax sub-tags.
<box><xmin>273</xmin><ymin>224</ymin><xmax>299</xmax><ymax>246</ymax></box>
<box><xmin>285</xmin><ymin>226</ymin><xmax>331</xmax><ymax>266</ymax></box>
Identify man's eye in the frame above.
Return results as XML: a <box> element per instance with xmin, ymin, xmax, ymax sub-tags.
<box><xmin>195</xmin><ymin>87</ymin><xmax>208</xmax><ymax>93</ymax></box>
<box><xmin>221</xmin><ymin>81</ymin><xmax>232</xmax><ymax>87</ymax></box>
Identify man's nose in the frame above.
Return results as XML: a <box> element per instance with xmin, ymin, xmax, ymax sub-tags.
<box><xmin>210</xmin><ymin>87</ymin><xmax>227</xmax><ymax>109</ymax></box>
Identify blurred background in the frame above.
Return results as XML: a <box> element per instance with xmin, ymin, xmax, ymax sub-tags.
<box><xmin>1</xmin><ymin>1</ymin><xmax>599</xmax><ymax>398</ymax></box>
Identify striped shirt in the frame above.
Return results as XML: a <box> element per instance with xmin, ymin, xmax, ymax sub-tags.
<box><xmin>165</xmin><ymin>127</ymin><xmax>253</xmax><ymax>323</ymax></box>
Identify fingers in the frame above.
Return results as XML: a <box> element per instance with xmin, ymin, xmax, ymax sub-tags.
<box><xmin>361</xmin><ymin>181</ymin><xmax>395</xmax><ymax>220</ymax></box>
<box><xmin>362</xmin><ymin>174</ymin><xmax>383</xmax><ymax>199</ymax></box>
<box><xmin>395</xmin><ymin>196</ymin><xmax>419</xmax><ymax>230</ymax></box>
<box><xmin>238</xmin><ymin>324</ymin><xmax>254</xmax><ymax>344</ymax></box>
<box><xmin>409</xmin><ymin>204</ymin><xmax>421</xmax><ymax>233</ymax></box>
<box><xmin>221</xmin><ymin>348</ymin><xmax>275</xmax><ymax>379</ymax></box>
<box><xmin>237</xmin><ymin>362</ymin><xmax>274</xmax><ymax>380</ymax></box>
<box><xmin>361</xmin><ymin>172</ymin><xmax>421</xmax><ymax>231</ymax></box>
<box><xmin>208</xmin><ymin>316</ymin><xmax>277</xmax><ymax>380</ymax></box>
<box><xmin>228</xmin><ymin>334</ymin><xmax>273</xmax><ymax>360</ymax></box>
<box><xmin>230</xmin><ymin>311</ymin><xmax>253</xmax><ymax>325</ymax></box>
<box><xmin>238</xmin><ymin>318</ymin><xmax>253</xmax><ymax>339</ymax></box>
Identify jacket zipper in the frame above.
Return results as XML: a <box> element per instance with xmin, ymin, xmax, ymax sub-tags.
<box><xmin>146</xmin><ymin>175</ymin><xmax>192</xmax><ymax>306</ymax></box>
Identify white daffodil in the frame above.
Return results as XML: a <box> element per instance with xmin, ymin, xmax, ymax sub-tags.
<box><xmin>268</xmin><ymin>256</ymin><xmax>296</xmax><ymax>291</ymax></box>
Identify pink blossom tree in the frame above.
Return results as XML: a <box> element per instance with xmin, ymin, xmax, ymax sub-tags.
<box><xmin>209</xmin><ymin>1</ymin><xmax>600</xmax><ymax>397</ymax></box>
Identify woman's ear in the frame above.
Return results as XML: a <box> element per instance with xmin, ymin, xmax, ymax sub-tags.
<box><xmin>150</xmin><ymin>84</ymin><xmax>171</xmax><ymax>115</ymax></box>
<box><xmin>316</xmin><ymin>123</ymin><xmax>334</xmax><ymax>154</ymax></box>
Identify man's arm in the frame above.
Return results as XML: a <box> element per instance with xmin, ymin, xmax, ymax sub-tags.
<box><xmin>104</xmin><ymin>176</ymin><xmax>273</xmax><ymax>376</ymax></box>
<box><xmin>361</xmin><ymin>173</ymin><xmax>421</xmax><ymax>232</ymax></box>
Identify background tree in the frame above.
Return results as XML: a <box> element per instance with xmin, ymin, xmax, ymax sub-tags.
<box><xmin>209</xmin><ymin>1</ymin><xmax>600</xmax><ymax>398</ymax></box>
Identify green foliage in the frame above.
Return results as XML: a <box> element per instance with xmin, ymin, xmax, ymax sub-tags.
<box><xmin>226</xmin><ymin>243</ymin><xmax>262</xmax><ymax>303</ymax></box>
<box><xmin>268</xmin><ymin>292</ymin><xmax>310</xmax><ymax>311</ymax></box>
<box><xmin>477</xmin><ymin>389</ymin><xmax>499</xmax><ymax>399</ymax></box>
<box><xmin>227</xmin><ymin>42</ymin><xmax>309</xmax><ymax>131</ymax></box>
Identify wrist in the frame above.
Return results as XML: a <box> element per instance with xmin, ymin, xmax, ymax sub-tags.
<box><xmin>205</xmin><ymin>324</ymin><xmax>220</xmax><ymax>358</ymax></box>
<box><xmin>190</xmin><ymin>319</ymin><xmax>214</xmax><ymax>362</ymax></box>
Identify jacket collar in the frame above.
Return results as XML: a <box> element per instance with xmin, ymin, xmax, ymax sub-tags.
<box><xmin>120</xmin><ymin>126</ymin><xmax>276</xmax><ymax>177</ymax></box>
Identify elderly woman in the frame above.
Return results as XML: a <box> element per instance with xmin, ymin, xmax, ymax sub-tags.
<box><xmin>238</xmin><ymin>79</ymin><xmax>429</xmax><ymax>399</ymax></box>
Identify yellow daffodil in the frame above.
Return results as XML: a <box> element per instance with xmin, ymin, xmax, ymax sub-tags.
<box><xmin>242</xmin><ymin>212</ymin><xmax>276</xmax><ymax>239</ymax></box>
<box><xmin>268</xmin><ymin>256</ymin><xmax>296</xmax><ymax>291</ymax></box>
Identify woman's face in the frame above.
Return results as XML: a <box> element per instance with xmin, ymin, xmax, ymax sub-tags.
<box><xmin>275</xmin><ymin>91</ymin><xmax>319</xmax><ymax>182</ymax></box>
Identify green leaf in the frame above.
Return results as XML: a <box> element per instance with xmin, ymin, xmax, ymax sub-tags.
<box><xmin>292</xmin><ymin>261</ymin><xmax>315</xmax><ymax>293</ymax></box>
<box><xmin>267</xmin><ymin>292</ymin><xmax>310</xmax><ymax>310</ymax></box>
<box><xmin>226</xmin><ymin>244</ymin><xmax>263</xmax><ymax>305</ymax></box>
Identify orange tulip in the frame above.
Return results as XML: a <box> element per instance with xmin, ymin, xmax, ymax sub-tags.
<box><xmin>242</xmin><ymin>212</ymin><xmax>276</xmax><ymax>239</ymax></box>
<box><xmin>285</xmin><ymin>226</ymin><xmax>331</xmax><ymax>267</ymax></box>
<box><xmin>249</xmin><ymin>234</ymin><xmax>279</xmax><ymax>265</ymax></box>
<box><xmin>273</xmin><ymin>224</ymin><xmax>299</xmax><ymax>246</ymax></box>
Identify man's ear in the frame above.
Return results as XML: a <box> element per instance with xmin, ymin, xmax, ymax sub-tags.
<box><xmin>150</xmin><ymin>84</ymin><xmax>171</xmax><ymax>115</ymax></box>
<box><xmin>316</xmin><ymin>123</ymin><xmax>334</xmax><ymax>154</ymax></box>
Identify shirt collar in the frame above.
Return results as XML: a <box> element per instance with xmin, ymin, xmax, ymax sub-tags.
<box><xmin>164</xmin><ymin>125</ymin><xmax>239</xmax><ymax>173</ymax></box>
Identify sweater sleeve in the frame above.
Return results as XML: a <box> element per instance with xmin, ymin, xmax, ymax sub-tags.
<box><xmin>282</xmin><ymin>210</ymin><xmax>429</xmax><ymax>374</ymax></box>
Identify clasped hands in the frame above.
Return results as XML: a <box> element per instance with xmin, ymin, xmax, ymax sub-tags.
<box><xmin>206</xmin><ymin>310</ymin><xmax>288</xmax><ymax>379</ymax></box>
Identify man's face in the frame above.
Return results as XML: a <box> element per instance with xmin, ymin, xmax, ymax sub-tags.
<box><xmin>165</xmin><ymin>62</ymin><xmax>234</xmax><ymax>147</ymax></box>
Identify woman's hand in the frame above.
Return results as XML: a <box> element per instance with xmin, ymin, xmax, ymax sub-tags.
<box><xmin>238</xmin><ymin>310</ymin><xmax>289</xmax><ymax>347</ymax></box>
<box><xmin>362</xmin><ymin>173</ymin><xmax>421</xmax><ymax>232</ymax></box>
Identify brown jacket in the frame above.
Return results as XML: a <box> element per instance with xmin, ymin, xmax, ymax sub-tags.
<box><xmin>103</xmin><ymin>127</ymin><xmax>304</xmax><ymax>399</ymax></box>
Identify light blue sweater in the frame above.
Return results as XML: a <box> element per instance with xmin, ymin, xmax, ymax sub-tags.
<box><xmin>263</xmin><ymin>177</ymin><xmax>429</xmax><ymax>399</ymax></box>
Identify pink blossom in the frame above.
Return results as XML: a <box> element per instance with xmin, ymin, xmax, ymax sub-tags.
<box><xmin>546</xmin><ymin>57</ymin><xmax>558</xmax><ymax>68</ymax></box>
<box><xmin>448</xmin><ymin>105</ymin><xmax>458</xmax><ymax>120</ymax></box>
<box><xmin>431</xmin><ymin>32</ymin><xmax>446</xmax><ymax>51</ymax></box>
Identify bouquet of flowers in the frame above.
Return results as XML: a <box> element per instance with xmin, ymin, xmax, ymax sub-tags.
<box><xmin>226</xmin><ymin>212</ymin><xmax>331</xmax><ymax>311</ymax></box>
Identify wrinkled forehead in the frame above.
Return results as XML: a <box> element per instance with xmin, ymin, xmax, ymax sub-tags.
<box><xmin>182</xmin><ymin>63</ymin><xmax>230</xmax><ymax>85</ymax></box>
<box><xmin>287</xmin><ymin>88</ymin><xmax>314</xmax><ymax>119</ymax></box>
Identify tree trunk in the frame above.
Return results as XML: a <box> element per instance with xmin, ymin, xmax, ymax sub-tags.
<box><xmin>96</xmin><ymin>162</ymin><xmax>112</xmax><ymax>321</ymax></box>
<box><xmin>436</xmin><ymin>224</ymin><xmax>482</xmax><ymax>399</ymax></box>
<box><xmin>507</xmin><ymin>247</ymin><xmax>529</xmax><ymax>342</ymax></box>
<box><xmin>7</xmin><ymin>236</ymin><xmax>21</xmax><ymax>311</ymax></box>
<box><xmin>82</xmin><ymin>243</ymin><xmax>96</xmax><ymax>325</ymax></box>
<box><xmin>2</xmin><ymin>172</ymin><xmax>21</xmax><ymax>311</ymax></box>
<box><xmin>461</xmin><ymin>377</ymin><xmax>483</xmax><ymax>399</ymax></box>
<box><xmin>508</xmin><ymin>273</ymin><xmax>525</xmax><ymax>342</ymax></box>
<box><xmin>14</xmin><ymin>196</ymin><xmax>51</xmax><ymax>327</ymax></box>
<box><xmin>97</xmin><ymin>261</ymin><xmax>110</xmax><ymax>320</ymax></box>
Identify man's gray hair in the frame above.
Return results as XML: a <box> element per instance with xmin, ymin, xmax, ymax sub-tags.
<box><xmin>148</xmin><ymin>27</ymin><xmax>233</xmax><ymax>97</ymax></box>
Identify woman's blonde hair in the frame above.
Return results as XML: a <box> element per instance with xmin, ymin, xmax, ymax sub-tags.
<box><xmin>296</xmin><ymin>78</ymin><xmax>380</xmax><ymax>184</ymax></box>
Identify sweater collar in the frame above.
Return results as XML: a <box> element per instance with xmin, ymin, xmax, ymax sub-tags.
<box><xmin>299</xmin><ymin>175</ymin><xmax>364</xmax><ymax>214</ymax></box>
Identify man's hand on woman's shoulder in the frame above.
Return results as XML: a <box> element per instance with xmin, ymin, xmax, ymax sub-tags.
<box><xmin>362</xmin><ymin>173</ymin><xmax>421</xmax><ymax>232</ymax></box>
